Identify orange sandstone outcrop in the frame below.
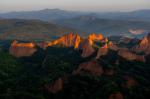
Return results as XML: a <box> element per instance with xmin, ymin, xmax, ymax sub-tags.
<box><xmin>79</xmin><ymin>39</ymin><xmax>95</xmax><ymax>57</ymax></box>
<box><xmin>9</xmin><ymin>40</ymin><xmax>37</xmax><ymax>57</ymax></box>
<box><xmin>47</xmin><ymin>33</ymin><xmax>104</xmax><ymax>49</ymax></box>
<box><xmin>73</xmin><ymin>60</ymin><xmax>103</xmax><ymax>76</ymax></box>
<box><xmin>118</xmin><ymin>49</ymin><xmax>145</xmax><ymax>62</ymax></box>
<box><xmin>11</xmin><ymin>40</ymin><xmax>35</xmax><ymax>47</ymax></box>
<box><xmin>78</xmin><ymin>33</ymin><xmax>104</xmax><ymax>58</ymax></box>
<box><xmin>96</xmin><ymin>43</ymin><xmax>109</xmax><ymax>59</ymax></box>
<box><xmin>96</xmin><ymin>41</ymin><xmax>119</xmax><ymax>59</ymax></box>
<box><xmin>133</xmin><ymin>33</ymin><xmax>150</xmax><ymax>55</ymax></box>
<box><xmin>88</xmin><ymin>33</ymin><xmax>104</xmax><ymax>45</ymax></box>
<box><xmin>47</xmin><ymin>33</ymin><xmax>81</xmax><ymax>49</ymax></box>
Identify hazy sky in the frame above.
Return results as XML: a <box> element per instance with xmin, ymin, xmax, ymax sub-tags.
<box><xmin>0</xmin><ymin>0</ymin><xmax>150</xmax><ymax>12</ymax></box>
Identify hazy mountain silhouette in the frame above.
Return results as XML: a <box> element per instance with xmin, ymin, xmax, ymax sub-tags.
<box><xmin>0</xmin><ymin>9</ymin><xmax>150</xmax><ymax>21</ymax></box>
<box><xmin>0</xmin><ymin>9</ymin><xmax>86</xmax><ymax>22</ymax></box>
<box><xmin>55</xmin><ymin>15</ymin><xmax>150</xmax><ymax>36</ymax></box>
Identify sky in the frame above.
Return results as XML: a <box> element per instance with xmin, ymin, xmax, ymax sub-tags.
<box><xmin>0</xmin><ymin>0</ymin><xmax>150</xmax><ymax>12</ymax></box>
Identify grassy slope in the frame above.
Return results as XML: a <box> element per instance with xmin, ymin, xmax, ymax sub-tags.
<box><xmin>0</xmin><ymin>19</ymin><xmax>78</xmax><ymax>41</ymax></box>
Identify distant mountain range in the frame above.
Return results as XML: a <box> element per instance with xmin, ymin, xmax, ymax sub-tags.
<box><xmin>55</xmin><ymin>15</ymin><xmax>150</xmax><ymax>36</ymax></box>
<box><xmin>0</xmin><ymin>9</ymin><xmax>150</xmax><ymax>22</ymax></box>
<box><xmin>94</xmin><ymin>9</ymin><xmax>150</xmax><ymax>22</ymax></box>
<box><xmin>0</xmin><ymin>9</ymin><xmax>150</xmax><ymax>38</ymax></box>
<box><xmin>0</xmin><ymin>9</ymin><xmax>86</xmax><ymax>22</ymax></box>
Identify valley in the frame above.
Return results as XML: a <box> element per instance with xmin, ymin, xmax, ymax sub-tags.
<box><xmin>0</xmin><ymin>32</ymin><xmax>150</xmax><ymax>99</ymax></box>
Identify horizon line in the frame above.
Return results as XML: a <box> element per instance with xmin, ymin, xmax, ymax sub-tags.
<box><xmin>0</xmin><ymin>8</ymin><xmax>150</xmax><ymax>14</ymax></box>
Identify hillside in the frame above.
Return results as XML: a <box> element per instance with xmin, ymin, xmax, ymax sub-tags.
<box><xmin>0</xmin><ymin>19</ymin><xmax>78</xmax><ymax>41</ymax></box>
<box><xmin>1</xmin><ymin>9</ymin><xmax>150</xmax><ymax>37</ymax></box>
<box><xmin>96</xmin><ymin>9</ymin><xmax>150</xmax><ymax>22</ymax></box>
<box><xmin>55</xmin><ymin>15</ymin><xmax>150</xmax><ymax>36</ymax></box>
<box><xmin>0</xmin><ymin>33</ymin><xmax>150</xmax><ymax>99</ymax></box>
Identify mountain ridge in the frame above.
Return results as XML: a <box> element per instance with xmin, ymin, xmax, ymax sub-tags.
<box><xmin>0</xmin><ymin>8</ymin><xmax>150</xmax><ymax>22</ymax></box>
<box><xmin>0</xmin><ymin>19</ymin><xmax>79</xmax><ymax>41</ymax></box>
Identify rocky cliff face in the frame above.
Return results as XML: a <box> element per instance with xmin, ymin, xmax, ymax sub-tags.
<box><xmin>9</xmin><ymin>40</ymin><xmax>37</xmax><ymax>57</ymax></box>
<box><xmin>9</xmin><ymin>33</ymin><xmax>105</xmax><ymax>58</ymax></box>
<box><xmin>95</xmin><ymin>38</ymin><xmax>145</xmax><ymax>62</ymax></box>
<box><xmin>73</xmin><ymin>60</ymin><xmax>104</xmax><ymax>76</ymax></box>
<box><xmin>133</xmin><ymin>33</ymin><xmax>150</xmax><ymax>55</ymax></box>
<box><xmin>78</xmin><ymin>39</ymin><xmax>95</xmax><ymax>58</ymax></box>
<box><xmin>118</xmin><ymin>49</ymin><xmax>145</xmax><ymax>62</ymax></box>
<box><xmin>47</xmin><ymin>33</ymin><xmax>105</xmax><ymax>58</ymax></box>
<box><xmin>47</xmin><ymin>32</ymin><xmax>81</xmax><ymax>49</ymax></box>
<box><xmin>47</xmin><ymin>32</ymin><xmax>104</xmax><ymax>48</ymax></box>
<box><xmin>88</xmin><ymin>33</ymin><xmax>104</xmax><ymax>45</ymax></box>
<box><xmin>79</xmin><ymin>33</ymin><xmax>104</xmax><ymax>58</ymax></box>
<box><xmin>96</xmin><ymin>43</ymin><xmax>109</xmax><ymax>59</ymax></box>
<box><xmin>9</xmin><ymin>32</ymin><xmax>147</xmax><ymax>62</ymax></box>
<box><xmin>96</xmin><ymin>41</ymin><xmax>119</xmax><ymax>59</ymax></box>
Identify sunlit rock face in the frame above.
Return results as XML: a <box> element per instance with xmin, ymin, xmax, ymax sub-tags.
<box><xmin>73</xmin><ymin>60</ymin><xmax>103</xmax><ymax>76</ymax></box>
<box><xmin>9</xmin><ymin>40</ymin><xmax>37</xmax><ymax>57</ymax></box>
<box><xmin>45</xmin><ymin>78</ymin><xmax>64</xmax><ymax>93</ymax></box>
<box><xmin>118</xmin><ymin>49</ymin><xmax>145</xmax><ymax>62</ymax></box>
<box><xmin>46</xmin><ymin>33</ymin><xmax>105</xmax><ymax>58</ymax></box>
<box><xmin>37</xmin><ymin>42</ymin><xmax>47</xmax><ymax>49</ymax></box>
<box><xmin>47</xmin><ymin>33</ymin><xmax>104</xmax><ymax>49</ymax></box>
<box><xmin>47</xmin><ymin>32</ymin><xmax>81</xmax><ymax>49</ymax></box>
<box><xmin>96</xmin><ymin>43</ymin><xmax>108</xmax><ymax>59</ymax></box>
<box><xmin>78</xmin><ymin>39</ymin><xmax>95</xmax><ymax>58</ymax></box>
<box><xmin>133</xmin><ymin>33</ymin><xmax>150</xmax><ymax>55</ymax></box>
<box><xmin>96</xmin><ymin>41</ymin><xmax>119</xmax><ymax>59</ymax></box>
<box><xmin>88</xmin><ymin>33</ymin><xmax>104</xmax><ymax>45</ymax></box>
<box><xmin>9</xmin><ymin>33</ymin><xmax>106</xmax><ymax>58</ymax></box>
<box><xmin>109</xmin><ymin>92</ymin><xmax>124</xmax><ymax>99</ymax></box>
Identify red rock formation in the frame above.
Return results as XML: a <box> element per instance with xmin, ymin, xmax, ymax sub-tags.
<box><xmin>47</xmin><ymin>32</ymin><xmax>81</xmax><ymax>49</ymax></box>
<box><xmin>88</xmin><ymin>33</ymin><xmax>104</xmax><ymax>45</ymax></box>
<box><xmin>96</xmin><ymin>41</ymin><xmax>119</xmax><ymax>59</ymax></box>
<box><xmin>109</xmin><ymin>41</ymin><xmax>119</xmax><ymax>51</ymax></box>
<box><xmin>96</xmin><ymin>43</ymin><xmax>108</xmax><ymax>59</ymax></box>
<box><xmin>79</xmin><ymin>39</ymin><xmax>95</xmax><ymax>57</ymax></box>
<box><xmin>118</xmin><ymin>49</ymin><xmax>145</xmax><ymax>62</ymax></box>
<box><xmin>37</xmin><ymin>42</ymin><xmax>47</xmax><ymax>49</ymax></box>
<box><xmin>9</xmin><ymin>40</ymin><xmax>37</xmax><ymax>57</ymax></box>
<box><xmin>133</xmin><ymin>33</ymin><xmax>150</xmax><ymax>55</ymax></box>
<box><xmin>73</xmin><ymin>60</ymin><xmax>103</xmax><ymax>76</ymax></box>
<box><xmin>11</xmin><ymin>40</ymin><xmax>35</xmax><ymax>47</ymax></box>
<box><xmin>109</xmin><ymin>92</ymin><xmax>124</xmax><ymax>99</ymax></box>
<box><xmin>78</xmin><ymin>33</ymin><xmax>105</xmax><ymax>58</ymax></box>
<box><xmin>45</xmin><ymin>78</ymin><xmax>64</xmax><ymax>93</ymax></box>
<box><xmin>47</xmin><ymin>33</ymin><xmax>104</xmax><ymax>49</ymax></box>
<box><xmin>45</xmin><ymin>33</ymin><xmax>105</xmax><ymax>58</ymax></box>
